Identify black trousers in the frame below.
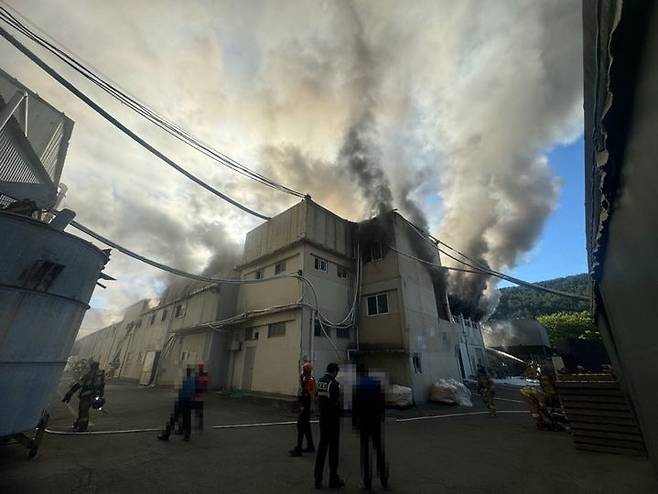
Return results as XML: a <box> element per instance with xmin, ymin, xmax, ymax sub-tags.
<box><xmin>163</xmin><ymin>400</ymin><xmax>191</xmax><ymax>439</ymax></box>
<box><xmin>314</xmin><ymin>417</ymin><xmax>340</xmax><ymax>482</ymax></box>
<box><xmin>360</xmin><ymin>422</ymin><xmax>388</xmax><ymax>489</ymax></box>
<box><xmin>296</xmin><ymin>407</ymin><xmax>313</xmax><ymax>450</ymax></box>
<box><xmin>74</xmin><ymin>396</ymin><xmax>92</xmax><ymax>431</ymax></box>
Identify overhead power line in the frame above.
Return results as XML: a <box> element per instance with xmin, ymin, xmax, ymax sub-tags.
<box><xmin>0</xmin><ymin>23</ymin><xmax>271</xmax><ymax>220</ymax></box>
<box><xmin>0</xmin><ymin>4</ymin><xmax>305</xmax><ymax>198</ymax></box>
<box><xmin>400</xmin><ymin>222</ymin><xmax>590</xmax><ymax>302</ymax></box>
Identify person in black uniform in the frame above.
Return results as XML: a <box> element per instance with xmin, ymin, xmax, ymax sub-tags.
<box><xmin>314</xmin><ymin>362</ymin><xmax>344</xmax><ymax>489</ymax></box>
<box><xmin>62</xmin><ymin>360</ymin><xmax>105</xmax><ymax>432</ymax></box>
<box><xmin>353</xmin><ymin>364</ymin><xmax>389</xmax><ymax>492</ymax></box>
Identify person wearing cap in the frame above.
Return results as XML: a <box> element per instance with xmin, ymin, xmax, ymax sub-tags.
<box><xmin>289</xmin><ymin>362</ymin><xmax>317</xmax><ymax>457</ymax></box>
<box><xmin>314</xmin><ymin>362</ymin><xmax>345</xmax><ymax>489</ymax></box>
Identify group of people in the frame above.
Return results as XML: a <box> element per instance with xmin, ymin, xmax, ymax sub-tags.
<box><xmin>157</xmin><ymin>363</ymin><xmax>209</xmax><ymax>441</ymax></box>
<box><xmin>289</xmin><ymin>362</ymin><xmax>390</xmax><ymax>492</ymax></box>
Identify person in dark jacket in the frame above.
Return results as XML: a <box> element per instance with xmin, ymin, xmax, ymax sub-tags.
<box><xmin>158</xmin><ymin>366</ymin><xmax>195</xmax><ymax>441</ymax></box>
<box><xmin>290</xmin><ymin>362</ymin><xmax>317</xmax><ymax>457</ymax></box>
<box><xmin>314</xmin><ymin>362</ymin><xmax>344</xmax><ymax>489</ymax></box>
<box><xmin>62</xmin><ymin>360</ymin><xmax>105</xmax><ymax>432</ymax></box>
<box><xmin>353</xmin><ymin>364</ymin><xmax>389</xmax><ymax>492</ymax></box>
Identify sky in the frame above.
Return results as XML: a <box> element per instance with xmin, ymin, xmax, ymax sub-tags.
<box><xmin>0</xmin><ymin>0</ymin><xmax>585</xmax><ymax>331</ymax></box>
<box><xmin>502</xmin><ymin>138</ymin><xmax>587</xmax><ymax>285</ymax></box>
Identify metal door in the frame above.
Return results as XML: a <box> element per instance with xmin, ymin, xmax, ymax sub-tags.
<box><xmin>139</xmin><ymin>351</ymin><xmax>158</xmax><ymax>385</ymax></box>
<box><xmin>242</xmin><ymin>346</ymin><xmax>256</xmax><ymax>391</ymax></box>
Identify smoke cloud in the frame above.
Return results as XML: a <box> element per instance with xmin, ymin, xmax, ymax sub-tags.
<box><xmin>0</xmin><ymin>0</ymin><xmax>582</xmax><ymax>329</ymax></box>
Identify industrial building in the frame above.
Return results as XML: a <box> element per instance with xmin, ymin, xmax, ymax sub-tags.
<box><xmin>74</xmin><ymin>198</ymin><xmax>487</xmax><ymax>402</ymax></box>
<box><xmin>583</xmin><ymin>0</ymin><xmax>658</xmax><ymax>471</ymax></box>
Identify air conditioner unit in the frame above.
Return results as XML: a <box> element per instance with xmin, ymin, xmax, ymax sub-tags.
<box><xmin>229</xmin><ymin>340</ymin><xmax>242</xmax><ymax>352</ymax></box>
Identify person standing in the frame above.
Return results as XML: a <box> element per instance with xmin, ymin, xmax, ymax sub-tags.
<box><xmin>62</xmin><ymin>359</ymin><xmax>105</xmax><ymax>432</ymax></box>
<box><xmin>289</xmin><ymin>362</ymin><xmax>317</xmax><ymax>457</ymax></box>
<box><xmin>158</xmin><ymin>366</ymin><xmax>195</xmax><ymax>441</ymax></box>
<box><xmin>353</xmin><ymin>364</ymin><xmax>389</xmax><ymax>492</ymax></box>
<box><xmin>192</xmin><ymin>363</ymin><xmax>209</xmax><ymax>431</ymax></box>
<box><xmin>314</xmin><ymin>363</ymin><xmax>344</xmax><ymax>489</ymax></box>
<box><xmin>476</xmin><ymin>365</ymin><xmax>496</xmax><ymax>417</ymax></box>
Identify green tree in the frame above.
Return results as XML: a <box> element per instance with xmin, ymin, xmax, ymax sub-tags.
<box><xmin>537</xmin><ymin>311</ymin><xmax>601</xmax><ymax>345</ymax></box>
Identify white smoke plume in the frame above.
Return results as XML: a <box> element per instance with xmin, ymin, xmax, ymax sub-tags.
<box><xmin>0</xmin><ymin>0</ymin><xmax>582</xmax><ymax>329</ymax></box>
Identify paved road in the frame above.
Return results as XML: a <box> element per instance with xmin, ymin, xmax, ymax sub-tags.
<box><xmin>1</xmin><ymin>380</ymin><xmax>656</xmax><ymax>493</ymax></box>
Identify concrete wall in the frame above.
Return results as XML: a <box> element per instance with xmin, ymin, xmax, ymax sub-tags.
<box><xmin>590</xmin><ymin>4</ymin><xmax>658</xmax><ymax>469</ymax></box>
<box><xmin>228</xmin><ymin>310</ymin><xmax>301</xmax><ymax>396</ymax></box>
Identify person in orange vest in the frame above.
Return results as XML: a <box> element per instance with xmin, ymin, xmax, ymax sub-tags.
<box><xmin>192</xmin><ymin>363</ymin><xmax>209</xmax><ymax>431</ymax></box>
<box><xmin>289</xmin><ymin>362</ymin><xmax>317</xmax><ymax>457</ymax></box>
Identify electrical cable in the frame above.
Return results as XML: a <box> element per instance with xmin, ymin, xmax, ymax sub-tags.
<box><xmin>68</xmin><ymin>219</ymin><xmax>358</xmax><ymax>344</ymax></box>
<box><xmin>0</xmin><ymin>23</ymin><xmax>271</xmax><ymax>220</ymax></box>
<box><xmin>389</xmin><ymin>242</ymin><xmax>589</xmax><ymax>301</ymax></box>
<box><xmin>0</xmin><ymin>4</ymin><xmax>305</xmax><ymax>198</ymax></box>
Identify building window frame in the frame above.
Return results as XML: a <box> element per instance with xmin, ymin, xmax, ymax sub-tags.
<box><xmin>274</xmin><ymin>261</ymin><xmax>286</xmax><ymax>275</ymax></box>
<box><xmin>255</xmin><ymin>269</ymin><xmax>264</xmax><ymax>280</ymax></box>
<box><xmin>412</xmin><ymin>353</ymin><xmax>423</xmax><ymax>374</ymax></box>
<box><xmin>366</xmin><ymin>293</ymin><xmax>389</xmax><ymax>316</ymax></box>
<box><xmin>336</xmin><ymin>326</ymin><xmax>350</xmax><ymax>339</ymax></box>
<box><xmin>245</xmin><ymin>327</ymin><xmax>259</xmax><ymax>341</ymax></box>
<box><xmin>175</xmin><ymin>304</ymin><xmax>185</xmax><ymax>318</ymax></box>
<box><xmin>161</xmin><ymin>309</ymin><xmax>168</xmax><ymax>322</ymax></box>
<box><xmin>268</xmin><ymin>322</ymin><xmax>286</xmax><ymax>338</ymax></box>
<box><xmin>337</xmin><ymin>265</ymin><xmax>348</xmax><ymax>278</ymax></box>
<box><xmin>314</xmin><ymin>256</ymin><xmax>328</xmax><ymax>272</ymax></box>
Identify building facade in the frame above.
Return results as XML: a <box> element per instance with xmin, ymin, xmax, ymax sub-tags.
<box><xmin>74</xmin><ymin>199</ymin><xmax>486</xmax><ymax>402</ymax></box>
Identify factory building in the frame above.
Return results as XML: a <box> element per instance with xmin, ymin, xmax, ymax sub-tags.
<box><xmin>74</xmin><ymin>198</ymin><xmax>486</xmax><ymax>402</ymax></box>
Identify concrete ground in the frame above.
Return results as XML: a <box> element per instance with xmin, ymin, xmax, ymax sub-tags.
<box><xmin>1</xmin><ymin>380</ymin><xmax>656</xmax><ymax>494</ymax></box>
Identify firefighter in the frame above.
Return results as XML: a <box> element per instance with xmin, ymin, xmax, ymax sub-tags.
<box><xmin>289</xmin><ymin>362</ymin><xmax>317</xmax><ymax>457</ymax></box>
<box><xmin>62</xmin><ymin>359</ymin><xmax>105</xmax><ymax>432</ymax></box>
<box><xmin>314</xmin><ymin>362</ymin><xmax>344</xmax><ymax>489</ymax></box>
<box><xmin>353</xmin><ymin>364</ymin><xmax>389</xmax><ymax>492</ymax></box>
<box><xmin>476</xmin><ymin>365</ymin><xmax>496</xmax><ymax>417</ymax></box>
<box><xmin>158</xmin><ymin>366</ymin><xmax>195</xmax><ymax>441</ymax></box>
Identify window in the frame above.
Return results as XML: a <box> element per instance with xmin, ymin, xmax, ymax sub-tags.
<box><xmin>245</xmin><ymin>327</ymin><xmax>259</xmax><ymax>340</ymax></box>
<box><xmin>268</xmin><ymin>322</ymin><xmax>286</xmax><ymax>337</ymax></box>
<box><xmin>314</xmin><ymin>256</ymin><xmax>328</xmax><ymax>272</ymax></box>
<box><xmin>275</xmin><ymin>262</ymin><xmax>286</xmax><ymax>275</ymax></box>
<box><xmin>364</xmin><ymin>242</ymin><xmax>383</xmax><ymax>263</ymax></box>
<box><xmin>149</xmin><ymin>313</ymin><xmax>156</xmax><ymax>326</ymax></box>
<box><xmin>314</xmin><ymin>320</ymin><xmax>323</xmax><ymax>337</ymax></box>
<box><xmin>161</xmin><ymin>309</ymin><xmax>168</xmax><ymax>322</ymax></box>
<box><xmin>180</xmin><ymin>351</ymin><xmax>187</xmax><ymax>361</ymax></box>
<box><xmin>255</xmin><ymin>270</ymin><xmax>263</xmax><ymax>280</ymax></box>
<box><xmin>366</xmin><ymin>293</ymin><xmax>389</xmax><ymax>316</ymax></box>
<box><xmin>337</xmin><ymin>265</ymin><xmax>348</xmax><ymax>278</ymax></box>
<box><xmin>135</xmin><ymin>319</ymin><xmax>142</xmax><ymax>328</ymax></box>
<box><xmin>137</xmin><ymin>352</ymin><xmax>143</xmax><ymax>363</ymax></box>
<box><xmin>412</xmin><ymin>353</ymin><xmax>423</xmax><ymax>374</ymax></box>
<box><xmin>19</xmin><ymin>260</ymin><xmax>65</xmax><ymax>291</ymax></box>
<box><xmin>175</xmin><ymin>304</ymin><xmax>185</xmax><ymax>318</ymax></box>
<box><xmin>336</xmin><ymin>327</ymin><xmax>350</xmax><ymax>339</ymax></box>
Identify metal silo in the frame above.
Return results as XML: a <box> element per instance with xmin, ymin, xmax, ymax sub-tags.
<box><xmin>0</xmin><ymin>211</ymin><xmax>109</xmax><ymax>440</ymax></box>
<box><xmin>0</xmin><ymin>69</ymin><xmax>111</xmax><ymax>455</ymax></box>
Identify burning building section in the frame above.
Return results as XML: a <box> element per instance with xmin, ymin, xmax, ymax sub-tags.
<box><xmin>75</xmin><ymin>198</ymin><xmax>487</xmax><ymax>403</ymax></box>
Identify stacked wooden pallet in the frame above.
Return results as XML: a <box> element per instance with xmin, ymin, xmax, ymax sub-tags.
<box><xmin>555</xmin><ymin>376</ymin><xmax>646</xmax><ymax>456</ymax></box>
